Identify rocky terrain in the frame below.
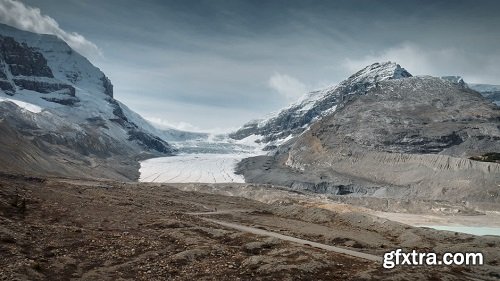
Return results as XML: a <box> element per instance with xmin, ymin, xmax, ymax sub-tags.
<box><xmin>441</xmin><ymin>76</ymin><xmax>500</xmax><ymax>106</ymax></box>
<box><xmin>469</xmin><ymin>83</ymin><xmax>500</xmax><ymax>106</ymax></box>
<box><xmin>236</xmin><ymin>67</ymin><xmax>500</xmax><ymax>211</ymax></box>
<box><xmin>1</xmin><ymin>172</ymin><xmax>499</xmax><ymax>280</ymax></box>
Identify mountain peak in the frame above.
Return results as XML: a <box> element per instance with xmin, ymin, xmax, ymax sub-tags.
<box><xmin>0</xmin><ymin>23</ymin><xmax>175</xmax><ymax>180</ymax></box>
<box><xmin>346</xmin><ymin>62</ymin><xmax>412</xmax><ymax>85</ymax></box>
<box><xmin>230</xmin><ymin>62</ymin><xmax>413</xmax><ymax>145</ymax></box>
<box><xmin>440</xmin><ymin>75</ymin><xmax>467</xmax><ymax>88</ymax></box>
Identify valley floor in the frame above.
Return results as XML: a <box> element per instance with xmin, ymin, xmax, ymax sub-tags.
<box><xmin>1</xmin><ymin>173</ymin><xmax>499</xmax><ymax>280</ymax></box>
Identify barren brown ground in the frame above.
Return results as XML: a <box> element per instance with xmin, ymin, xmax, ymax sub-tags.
<box><xmin>0</xmin><ymin>173</ymin><xmax>499</xmax><ymax>280</ymax></box>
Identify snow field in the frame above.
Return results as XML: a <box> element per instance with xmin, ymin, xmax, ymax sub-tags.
<box><xmin>0</xmin><ymin>96</ymin><xmax>42</xmax><ymax>113</ymax></box>
<box><xmin>139</xmin><ymin>153</ymin><xmax>252</xmax><ymax>183</ymax></box>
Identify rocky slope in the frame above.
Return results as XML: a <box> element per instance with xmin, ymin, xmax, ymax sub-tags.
<box><xmin>1</xmin><ymin>173</ymin><xmax>498</xmax><ymax>280</ymax></box>
<box><xmin>469</xmin><ymin>83</ymin><xmax>500</xmax><ymax>106</ymax></box>
<box><xmin>230</xmin><ymin>62</ymin><xmax>412</xmax><ymax>149</ymax></box>
<box><xmin>0</xmin><ymin>24</ymin><xmax>175</xmax><ymax>180</ymax></box>
<box><xmin>237</xmin><ymin>67</ymin><xmax>500</xmax><ymax>209</ymax></box>
<box><xmin>301</xmin><ymin>76</ymin><xmax>500</xmax><ymax>157</ymax></box>
<box><xmin>441</xmin><ymin>76</ymin><xmax>500</xmax><ymax>106</ymax></box>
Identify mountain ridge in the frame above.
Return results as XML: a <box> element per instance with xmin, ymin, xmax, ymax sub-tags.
<box><xmin>236</xmin><ymin>68</ymin><xmax>500</xmax><ymax>209</ymax></box>
<box><xmin>0</xmin><ymin>23</ymin><xmax>176</xmax><ymax>180</ymax></box>
<box><xmin>230</xmin><ymin>62</ymin><xmax>412</xmax><ymax>148</ymax></box>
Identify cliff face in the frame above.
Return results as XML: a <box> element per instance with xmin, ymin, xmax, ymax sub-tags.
<box><xmin>0</xmin><ymin>35</ymin><xmax>76</xmax><ymax>102</ymax></box>
<box><xmin>0</xmin><ymin>24</ymin><xmax>175</xmax><ymax>180</ymax></box>
<box><xmin>305</xmin><ymin>76</ymin><xmax>500</xmax><ymax>157</ymax></box>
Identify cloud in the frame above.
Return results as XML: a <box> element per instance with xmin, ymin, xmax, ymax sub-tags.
<box><xmin>342</xmin><ymin>42</ymin><xmax>446</xmax><ymax>75</ymax></box>
<box><xmin>341</xmin><ymin>42</ymin><xmax>500</xmax><ymax>84</ymax></box>
<box><xmin>145</xmin><ymin>117</ymin><xmax>201</xmax><ymax>132</ymax></box>
<box><xmin>0</xmin><ymin>0</ymin><xmax>101</xmax><ymax>59</ymax></box>
<box><xmin>145</xmin><ymin>116</ymin><xmax>236</xmax><ymax>134</ymax></box>
<box><xmin>268</xmin><ymin>73</ymin><xmax>308</xmax><ymax>101</ymax></box>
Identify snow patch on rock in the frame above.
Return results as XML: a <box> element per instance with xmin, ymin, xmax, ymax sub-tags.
<box><xmin>0</xmin><ymin>96</ymin><xmax>42</xmax><ymax>113</ymax></box>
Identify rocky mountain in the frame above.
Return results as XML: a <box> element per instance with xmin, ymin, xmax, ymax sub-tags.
<box><xmin>0</xmin><ymin>23</ymin><xmax>176</xmax><ymax>180</ymax></box>
<box><xmin>237</xmin><ymin>65</ymin><xmax>500</xmax><ymax>210</ymax></box>
<box><xmin>469</xmin><ymin>83</ymin><xmax>500</xmax><ymax>106</ymax></box>
<box><xmin>230</xmin><ymin>62</ymin><xmax>412</xmax><ymax>149</ymax></box>
<box><xmin>441</xmin><ymin>76</ymin><xmax>500</xmax><ymax>106</ymax></box>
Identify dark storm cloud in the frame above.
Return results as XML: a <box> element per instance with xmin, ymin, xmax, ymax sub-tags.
<box><xmin>12</xmin><ymin>0</ymin><xmax>500</xmax><ymax>131</ymax></box>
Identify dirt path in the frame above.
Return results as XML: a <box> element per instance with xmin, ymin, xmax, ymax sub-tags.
<box><xmin>189</xmin><ymin>211</ymin><xmax>382</xmax><ymax>262</ymax></box>
<box><xmin>202</xmin><ymin>218</ymin><xmax>382</xmax><ymax>262</ymax></box>
<box><xmin>185</xmin><ymin>209</ymin><xmax>251</xmax><ymax>215</ymax></box>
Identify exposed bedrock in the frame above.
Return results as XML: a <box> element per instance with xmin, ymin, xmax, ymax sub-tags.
<box><xmin>238</xmin><ymin>76</ymin><xmax>500</xmax><ymax>211</ymax></box>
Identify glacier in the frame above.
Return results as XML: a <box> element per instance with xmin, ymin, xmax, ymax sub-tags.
<box><xmin>139</xmin><ymin>134</ymin><xmax>265</xmax><ymax>183</ymax></box>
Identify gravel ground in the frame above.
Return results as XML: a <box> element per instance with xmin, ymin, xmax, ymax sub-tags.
<box><xmin>0</xmin><ymin>173</ymin><xmax>499</xmax><ymax>280</ymax></box>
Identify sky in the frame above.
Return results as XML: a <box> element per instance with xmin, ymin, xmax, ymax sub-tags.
<box><xmin>1</xmin><ymin>0</ymin><xmax>500</xmax><ymax>132</ymax></box>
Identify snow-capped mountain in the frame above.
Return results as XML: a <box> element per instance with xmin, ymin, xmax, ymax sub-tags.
<box><xmin>230</xmin><ymin>62</ymin><xmax>412</xmax><ymax>148</ymax></box>
<box><xmin>0</xmin><ymin>23</ymin><xmax>176</xmax><ymax>180</ymax></box>
<box><xmin>238</xmin><ymin>69</ymin><xmax>500</xmax><ymax>205</ymax></box>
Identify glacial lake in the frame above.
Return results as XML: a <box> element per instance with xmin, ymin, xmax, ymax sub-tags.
<box><xmin>420</xmin><ymin>226</ymin><xmax>500</xmax><ymax>236</ymax></box>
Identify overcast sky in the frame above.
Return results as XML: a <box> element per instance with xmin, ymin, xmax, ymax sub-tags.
<box><xmin>2</xmin><ymin>0</ymin><xmax>500</xmax><ymax>132</ymax></box>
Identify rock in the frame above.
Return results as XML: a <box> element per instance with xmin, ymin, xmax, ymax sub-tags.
<box><xmin>242</xmin><ymin>238</ymin><xmax>281</xmax><ymax>254</ymax></box>
<box><xmin>12</xmin><ymin>78</ymin><xmax>75</xmax><ymax>96</ymax></box>
<box><xmin>0</xmin><ymin>226</ymin><xmax>16</xmax><ymax>243</ymax></box>
<box><xmin>343</xmin><ymin>240</ymin><xmax>364</xmax><ymax>248</ymax></box>
<box><xmin>0</xmin><ymin>35</ymin><xmax>53</xmax><ymax>77</ymax></box>
<box><xmin>100</xmin><ymin>75</ymin><xmax>113</xmax><ymax>98</ymax></box>
<box><xmin>170</xmin><ymin>248</ymin><xmax>210</xmax><ymax>264</ymax></box>
<box><xmin>146</xmin><ymin>219</ymin><xmax>187</xmax><ymax>229</ymax></box>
